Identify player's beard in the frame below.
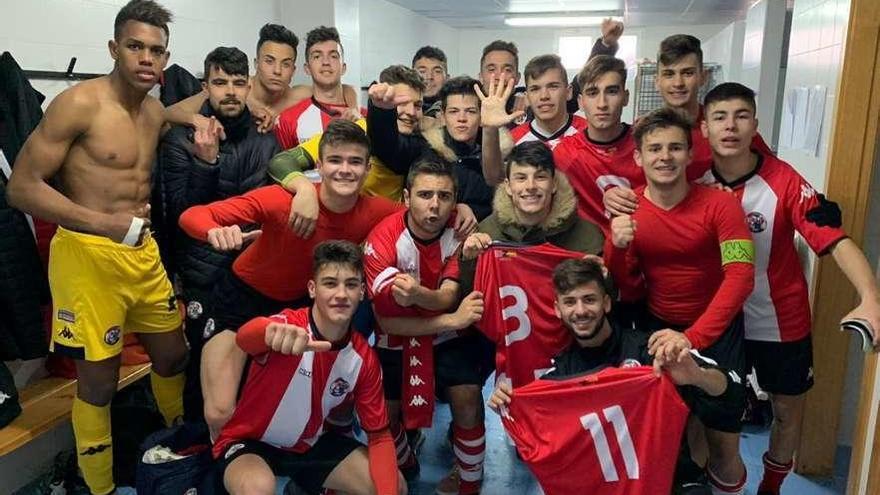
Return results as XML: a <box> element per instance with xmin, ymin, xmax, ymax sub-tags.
<box><xmin>572</xmin><ymin>313</ymin><xmax>607</xmax><ymax>343</ymax></box>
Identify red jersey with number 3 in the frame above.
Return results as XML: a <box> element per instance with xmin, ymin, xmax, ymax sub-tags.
<box><xmin>474</xmin><ymin>243</ymin><xmax>583</xmax><ymax>388</ymax></box>
<box><xmin>503</xmin><ymin>367</ymin><xmax>689</xmax><ymax>495</ymax></box>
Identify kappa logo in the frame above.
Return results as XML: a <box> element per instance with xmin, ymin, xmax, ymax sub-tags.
<box><xmin>298</xmin><ymin>367</ymin><xmax>312</xmax><ymax>378</ymax></box>
<box><xmin>80</xmin><ymin>443</ymin><xmax>111</xmax><ymax>456</ymax></box>
<box><xmin>186</xmin><ymin>301</ymin><xmax>204</xmax><ymax>319</ymax></box>
<box><xmin>409</xmin><ymin>338</ymin><xmax>421</xmax><ymax>347</ymax></box>
<box><xmin>728</xmin><ymin>370</ymin><xmax>742</xmax><ymax>385</ymax></box>
<box><xmin>225</xmin><ymin>443</ymin><xmax>245</xmax><ymax>459</ymax></box>
<box><xmin>409</xmin><ymin>395</ymin><xmax>428</xmax><ymax>407</ymax></box>
<box><xmin>57</xmin><ymin>309</ymin><xmax>76</xmax><ymax>323</ymax></box>
<box><xmin>746</xmin><ymin>211</ymin><xmax>768</xmax><ymax>233</ymax></box>
<box><xmin>409</xmin><ymin>374</ymin><xmax>426</xmax><ymax>386</ymax></box>
<box><xmin>0</xmin><ymin>391</ymin><xmax>10</xmax><ymax>405</ymax></box>
<box><xmin>800</xmin><ymin>183</ymin><xmax>817</xmax><ymax>204</ymax></box>
<box><xmin>167</xmin><ymin>296</ymin><xmax>178</xmax><ymax>312</ymax></box>
<box><xmin>329</xmin><ymin>377</ymin><xmax>351</xmax><ymax>397</ymax></box>
<box><xmin>363</xmin><ymin>242</ymin><xmax>376</xmax><ymax>257</ymax></box>
<box><xmin>807</xmin><ymin>367</ymin><xmax>814</xmax><ymax>381</ymax></box>
<box><xmin>104</xmin><ymin>326</ymin><xmax>121</xmax><ymax>346</ymax></box>
<box><xmin>59</xmin><ymin>326</ymin><xmax>75</xmax><ymax>340</ymax></box>
<box><xmin>409</xmin><ymin>356</ymin><xmax>422</xmax><ymax>367</ymax></box>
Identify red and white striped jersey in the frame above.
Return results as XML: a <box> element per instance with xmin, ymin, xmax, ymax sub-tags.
<box><xmin>213</xmin><ymin>308</ymin><xmax>387</xmax><ymax>458</ymax></box>
<box><xmin>511</xmin><ymin>114</ymin><xmax>588</xmax><ymax>150</ymax></box>
<box><xmin>701</xmin><ymin>152</ymin><xmax>846</xmax><ymax>342</ymax></box>
<box><xmin>275</xmin><ymin>97</ymin><xmax>351</xmax><ymax>149</ymax></box>
<box><xmin>364</xmin><ymin>209</ymin><xmax>461</xmax><ymax>350</ymax></box>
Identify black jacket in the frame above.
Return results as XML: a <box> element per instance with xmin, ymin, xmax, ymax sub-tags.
<box><xmin>159</xmin><ymin>102</ymin><xmax>279</xmax><ymax>291</ymax></box>
<box><xmin>367</xmin><ymin>102</ymin><xmax>513</xmax><ymax>221</ymax></box>
<box><xmin>0</xmin><ymin>51</ymin><xmax>49</xmax><ymax>360</ymax></box>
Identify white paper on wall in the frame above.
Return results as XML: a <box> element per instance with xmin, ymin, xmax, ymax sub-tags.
<box><xmin>791</xmin><ymin>86</ymin><xmax>810</xmax><ymax>150</ymax></box>
<box><xmin>804</xmin><ymin>85</ymin><xmax>827</xmax><ymax>157</ymax></box>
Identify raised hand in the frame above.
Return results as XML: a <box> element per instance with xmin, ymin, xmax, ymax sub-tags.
<box><xmin>206</xmin><ymin>225</ymin><xmax>262</xmax><ymax>251</ymax></box>
<box><xmin>264</xmin><ymin>322</ymin><xmax>332</xmax><ymax>355</ymax></box>
<box><xmin>193</xmin><ymin>116</ymin><xmax>222</xmax><ymax>164</ymax></box>
<box><xmin>461</xmin><ymin>232</ymin><xmax>493</xmax><ymax>260</ymax></box>
<box><xmin>368</xmin><ymin>82</ymin><xmax>413</xmax><ymax>110</ymax></box>
<box><xmin>610</xmin><ymin>214</ymin><xmax>636</xmax><ymax>249</ymax></box>
<box><xmin>475</xmin><ymin>75</ymin><xmax>524</xmax><ymax>128</ymax></box>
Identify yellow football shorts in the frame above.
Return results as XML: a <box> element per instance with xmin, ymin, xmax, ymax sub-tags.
<box><xmin>48</xmin><ymin>227</ymin><xmax>181</xmax><ymax>362</ymax></box>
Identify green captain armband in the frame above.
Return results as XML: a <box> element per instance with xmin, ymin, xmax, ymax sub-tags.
<box><xmin>720</xmin><ymin>239</ymin><xmax>755</xmax><ymax>265</ymax></box>
<box><xmin>268</xmin><ymin>147</ymin><xmax>316</xmax><ymax>188</ymax></box>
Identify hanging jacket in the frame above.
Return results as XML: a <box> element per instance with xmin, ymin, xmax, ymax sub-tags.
<box><xmin>159</xmin><ymin>101</ymin><xmax>279</xmax><ymax>291</ymax></box>
<box><xmin>0</xmin><ymin>51</ymin><xmax>50</xmax><ymax>360</ymax></box>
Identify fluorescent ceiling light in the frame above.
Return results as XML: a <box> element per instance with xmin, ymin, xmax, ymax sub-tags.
<box><xmin>504</xmin><ymin>15</ymin><xmax>622</xmax><ymax>27</ymax></box>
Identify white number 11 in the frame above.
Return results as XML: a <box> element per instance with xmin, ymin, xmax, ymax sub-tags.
<box><xmin>580</xmin><ymin>405</ymin><xmax>639</xmax><ymax>482</ymax></box>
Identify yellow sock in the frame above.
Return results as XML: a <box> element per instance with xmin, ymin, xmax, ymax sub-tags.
<box><xmin>72</xmin><ymin>397</ymin><xmax>114</xmax><ymax>495</ymax></box>
<box><xmin>150</xmin><ymin>370</ymin><xmax>184</xmax><ymax>426</ymax></box>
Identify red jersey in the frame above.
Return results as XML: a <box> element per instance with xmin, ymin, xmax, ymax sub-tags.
<box><xmin>364</xmin><ymin>209</ymin><xmax>462</xmax><ymax>349</ymax></box>
<box><xmin>504</xmin><ymin>367</ymin><xmax>689</xmax><ymax>495</ymax></box>
<box><xmin>178</xmin><ymin>184</ymin><xmax>400</xmax><ymax>301</ymax></box>
<box><xmin>553</xmin><ymin>125</ymin><xmax>640</xmax><ymax>230</ymax></box>
<box><xmin>474</xmin><ymin>243</ymin><xmax>582</xmax><ymax>388</ymax></box>
<box><xmin>511</xmin><ymin>114</ymin><xmax>588</xmax><ymax>150</ymax></box>
<box><xmin>363</xmin><ymin>209</ymin><xmax>461</xmax><ymax>428</ymax></box>
<box><xmin>214</xmin><ymin>308</ymin><xmax>388</xmax><ymax>457</ymax></box>
<box><xmin>704</xmin><ymin>153</ymin><xmax>846</xmax><ymax>342</ymax></box>
<box><xmin>275</xmin><ymin>97</ymin><xmax>351</xmax><ymax>149</ymax></box>
<box><xmin>605</xmin><ymin>186</ymin><xmax>755</xmax><ymax>349</ymax></box>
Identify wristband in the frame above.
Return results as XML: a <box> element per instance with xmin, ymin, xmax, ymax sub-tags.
<box><xmin>122</xmin><ymin>217</ymin><xmax>145</xmax><ymax>246</ymax></box>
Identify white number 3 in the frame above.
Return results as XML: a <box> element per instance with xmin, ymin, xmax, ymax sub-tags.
<box><xmin>500</xmin><ymin>285</ymin><xmax>530</xmax><ymax>345</ymax></box>
<box><xmin>580</xmin><ymin>405</ymin><xmax>640</xmax><ymax>482</ymax></box>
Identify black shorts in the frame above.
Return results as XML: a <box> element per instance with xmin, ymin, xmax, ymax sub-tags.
<box><xmin>746</xmin><ymin>336</ymin><xmax>814</xmax><ymax>395</ymax></box>
<box><xmin>377</xmin><ymin>333</ymin><xmax>495</xmax><ymax>401</ymax></box>
<box><xmin>217</xmin><ymin>432</ymin><xmax>363</xmax><ymax>495</ymax></box>
<box><xmin>206</xmin><ymin>271</ymin><xmax>306</xmax><ymax>339</ymax></box>
<box><xmin>646</xmin><ymin>312</ymin><xmax>747</xmax><ymax>433</ymax></box>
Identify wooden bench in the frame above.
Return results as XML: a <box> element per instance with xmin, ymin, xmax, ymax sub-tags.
<box><xmin>0</xmin><ymin>363</ymin><xmax>152</xmax><ymax>457</ymax></box>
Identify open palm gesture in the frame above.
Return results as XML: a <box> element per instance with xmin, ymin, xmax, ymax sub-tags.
<box><xmin>475</xmin><ymin>76</ymin><xmax>524</xmax><ymax>128</ymax></box>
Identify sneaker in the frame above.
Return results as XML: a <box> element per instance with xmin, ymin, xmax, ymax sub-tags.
<box><xmin>400</xmin><ymin>456</ymin><xmax>421</xmax><ymax>481</ymax></box>
<box><xmin>435</xmin><ymin>467</ymin><xmax>460</xmax><ymax>495</ymax></box>
<box><xmin>407</xmin><ymin>428</ymin><xmax>426</xmax><ymax>456</ymax></box>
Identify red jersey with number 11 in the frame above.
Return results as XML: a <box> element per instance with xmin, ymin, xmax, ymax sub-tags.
<box><xmin>504</xmin><ymin>366</ymin><xmax>689</xmax><ymax>495</ymax></box>
<box><xmin>474</xmin><ymin>243</ymin><xmax>582</xmax><ymax>388</ymax></box>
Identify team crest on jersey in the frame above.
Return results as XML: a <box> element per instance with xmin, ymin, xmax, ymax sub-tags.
<box><xmin>104</xmin><ymin>326</ymin><xmax>121</xmax><ymax>345</ymax></box>
<box><xmin>186</xmin><ymin>301</ymin><xmax>204</xmax><ymax>319</ymax></box>
<box><xmin>329</xmin><ymin>377</ymin><xmax>351</xmax><ymax>397</ymax></box>
<box><xmin>495</xmin><ymin>249</ymin><xmax>517</xmax><ymax>259</ymax></box>
<box><xmin>746</xmin><ymin>212</ymin><xmax>767</xmax><ymax>233</ymax></box>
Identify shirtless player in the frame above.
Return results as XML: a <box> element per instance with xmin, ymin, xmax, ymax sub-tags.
<box><xmin>6</xmin><ymin>2</ymin><xmax>187</xmax><ymax>494</ymax></box>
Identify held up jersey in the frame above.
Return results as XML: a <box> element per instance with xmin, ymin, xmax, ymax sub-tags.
<box><xmin>503</xmin><ymin>366</ymin><xmax>689</xmax><ymax>495</ymax></box>
<box><xmin>474</xmin><ymin>243</ymin><xmax>583</xmax><ymax>388</ymax></box>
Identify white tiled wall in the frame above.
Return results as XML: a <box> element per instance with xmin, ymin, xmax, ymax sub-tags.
<box><xmin>359</xmin><ymin>0</ymin><xmax>459</xmax><ymax>85</ymax></box>
<box><xmin>0</xmin><ymin>0</ymin><xmax>280</xmax><ymax>104</ymax></box>
<box><xmin>702</xmin><ymin>21</ymin><xmax>746</xmax><ymax>83</ymax></box>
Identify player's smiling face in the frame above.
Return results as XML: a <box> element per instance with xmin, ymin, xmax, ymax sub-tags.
<box><xmin>526</xmin><ymin>68</ymin><xmax>570</xmax><ymax>124</ymax></box>
<box><xmin>656</xmin><ymin>53</ymin><xmax>705</xmax><ymax>110</ymax></box>
<box><xmin>504</xmin><ymin>162</ymin><xmax>555</xmax><ymax>218</ymax></box>
<box><xmin>308</xmin><ymin>263</ymin><xmax>363</xmax><ymax>326</ymax></box>
<box><xmin>702</xmin><ymin>98</ymin><xmax>758</xmax><ymax>158</ymax></box>
<box><xmin>555</xmin><ymin>281</ymin><xmax>611</xmax><ymax>341</ymax></box>
<box><xmin>318</xmin><ymin>143</ymin><xmax>370</xmax><ymax>198</ymax></box>
<box><xmin>635</xmin><ymin>126</ymin><xmax>691</xmax><ymax>187</ymax></box>
<box><xmin>394</xmin><ymin>83</ymin><xmax>423</xmax><ymax>135</ymax></box>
